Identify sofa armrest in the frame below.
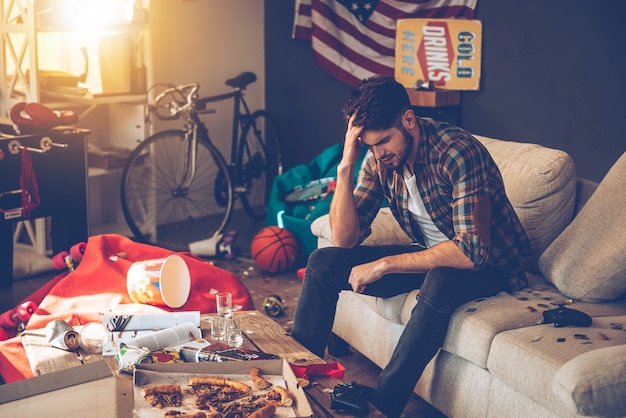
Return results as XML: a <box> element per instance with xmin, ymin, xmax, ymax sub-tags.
<box><xmin>310</xmin><ymin>207</ymin><xmax>413</xmax><ymax>248</ymax></box>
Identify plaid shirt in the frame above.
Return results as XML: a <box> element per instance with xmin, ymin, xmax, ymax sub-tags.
<box><xmin>354</xmin><ymin>118</ymin><xmax>531</xmax><ymax>291</ymax></box>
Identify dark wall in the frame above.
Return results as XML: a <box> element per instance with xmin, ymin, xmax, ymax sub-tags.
<box><xmin>265</xmin><ymin>1</ymin><xmax>626</xmax><ymax>182</ymax></box>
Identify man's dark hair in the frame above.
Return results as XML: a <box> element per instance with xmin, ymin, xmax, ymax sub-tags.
<box><xmin>342</xmin><ymin>76</ymin><xmax>411</xmax><ymax>131</ymax></box>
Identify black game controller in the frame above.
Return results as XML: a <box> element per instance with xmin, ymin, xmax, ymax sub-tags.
<box><xmin>330</xmin><ymin>382</ymin><xmax>370</xmax><ymax>416</ymax></box>
<box><xmin>542</xmin><ymin>305</ymin><xmax>592</xmax><ymax>327</ymax></box>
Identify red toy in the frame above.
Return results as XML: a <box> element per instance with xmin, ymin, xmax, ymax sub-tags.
<box><xmin>0</xmin><ymin>300</ymin><xmax>38</xmax><ymax>341</ymax></box>
<box><xmin>10</xmin><ymin>102</ymin><xmax>78</xmax><ymax>134</ymax></box>
<box><xmin>52</xmin><ymin>241</ymin><xmax>86</xmax><ymax>272</ymax></box>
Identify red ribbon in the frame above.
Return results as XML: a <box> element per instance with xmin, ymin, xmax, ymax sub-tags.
<box><xmin>290</xmin><ymin>361</ymin><xmax>345</xmax><ymax>380</ymax></box>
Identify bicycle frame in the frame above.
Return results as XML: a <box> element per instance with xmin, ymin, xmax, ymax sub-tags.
<box><xmin>195</xmin><ymin>88</ymin><xmax>254</xmax><ymax>167</ymax></box>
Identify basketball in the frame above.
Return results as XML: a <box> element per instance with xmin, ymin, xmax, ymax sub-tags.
<box><xmin>250</xmin><ymin>226</ymin><xmax>298</xmax><ymax>273</ymax></box>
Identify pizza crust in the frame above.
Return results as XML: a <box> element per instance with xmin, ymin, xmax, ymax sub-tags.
<box><xmin>249</xmin><ymin>367</ymin><xmax>272</xmax><ymax>390</ymax></box>
<box><xmin>140</xmin><ymin>384</ymin><xmax>183</xmax><ymax>408</ymax></box>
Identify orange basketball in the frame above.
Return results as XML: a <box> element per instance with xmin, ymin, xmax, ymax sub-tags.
<box><xmin>251</xmin><ymin>226</ymin><xmax>298</xmax><ymax>273</ymax></box>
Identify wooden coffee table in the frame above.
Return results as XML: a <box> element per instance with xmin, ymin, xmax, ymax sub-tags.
<box><xmin>217</xmin><ymin>310</ymin><xmax>384</xmax><ymax>418</ymax></box>
<box><xmin>15</xmin><ymin>310</ymin><xmax>382</xmax><ymax>417</ymax></box>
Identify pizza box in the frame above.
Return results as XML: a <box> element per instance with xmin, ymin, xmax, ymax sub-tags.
<box><xmin>134</xmin><ymin>358</ymin><xmax>314</xmax><ymax>417</ymax></box>
<box><xmin>0</xmin><ymin>360</ymin><xmax>133</xmax><ymax>416</ymax></box>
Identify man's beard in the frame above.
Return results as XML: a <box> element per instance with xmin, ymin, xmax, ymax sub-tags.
<box><xmin>379</xmin><ymin>127</ymin><xmax>413</xmax><ymax>171</ymax></box>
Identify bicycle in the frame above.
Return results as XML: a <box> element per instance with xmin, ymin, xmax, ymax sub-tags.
<box><xmin>120</xmin><ymin>71</ymin><xmax>283</xmax><ymax>253</ymax></box>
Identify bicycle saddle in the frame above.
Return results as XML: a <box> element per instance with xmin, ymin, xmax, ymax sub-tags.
<box><xmin>226</xmin><ymin>72</ymin><xmax>257</xmax><ymax>89</ymax></box>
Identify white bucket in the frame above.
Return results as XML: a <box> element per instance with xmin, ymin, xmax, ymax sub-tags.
<box><xmin>126</xmin><ymin>254</ymin><xmax>191</xmax><ymax>308</ymax></box>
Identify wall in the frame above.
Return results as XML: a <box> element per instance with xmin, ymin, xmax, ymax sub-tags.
<box><xmin>150</xmin><ymin>0</ymin><xmax>265</xmax><ymax>160</ymax></box>
<box><xmin>265</xmin><ymin>0</ymin><xmax>626</xmax><ymax>182</ymax></box>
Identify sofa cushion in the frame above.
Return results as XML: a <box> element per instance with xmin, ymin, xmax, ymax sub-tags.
<box><xmin>475</xmin><ymin>136</ymin><xmax>577</xmax><ymax>273</ymax></box>
<box><xmin>539</xmin><ymin>152</ymin><xmax>626</xmax><ymax>302</ymax></box>
<box><xmin>398</xmin><ymin>283</ymin><xmax>626</xmax><ymax>370</ymax></box>
<box><xmin>487</xmin><ymin>315</ymin><xmax>626</xmax><ymax>417</ymax></box>
<box><xmin>552</xmin><ymin>340</ymin><xmax>626</xmax><ymax>416</ymax></box>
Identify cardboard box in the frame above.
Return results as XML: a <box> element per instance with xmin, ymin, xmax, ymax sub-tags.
<box><xmin>0</xmin><ymin>360</ymin><xmax>133</xmax><ymax>416</ymax></box>
<box><xmin>395</xmin><ymin>18</ymin><xmax>482</xmax><ymax>90</ymax></box>
<box><xmin>135</xmin><ymin>359</ymin><xmax>314</xmax><ymax>417</ymax></box>
<box><xmin>406</xmin><ymin>88</ymin><xmax>460</xmax><ymax>107</ymax></box>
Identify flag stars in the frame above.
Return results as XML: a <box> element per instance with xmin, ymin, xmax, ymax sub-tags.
<box><xmin>340</xmin><ymin>0</ymin><xmax>377</xmax><ymax>23</ymax></box>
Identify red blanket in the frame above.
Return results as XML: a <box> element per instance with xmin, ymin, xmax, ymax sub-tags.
<box><xmin>0</xmin><ymin>234</ymin><xmax>254</xmax><ymax>383</ymax></box>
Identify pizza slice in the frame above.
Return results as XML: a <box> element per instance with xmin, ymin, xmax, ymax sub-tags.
<box><xmin>164</xmin><ymin>411</ymin><xmax>211</xmax><ymax>418</ymax></box>
<box><xmin>140</xmin><ymin>384</ymin><xmax>183</xmax><ymax>408</ymax></box>
<box><xmin>188</xmin><ymin>376</ymin><xmax>252</xmax><ymax>410</ymax></box>
<box><xmin>247</xmin><ymin>404</ymin><xmax>276</xmax><ymax>418</ymax></box>
<box><xmin>259</xmin><ymin>385</ymin><xmax>293</xmax><ymax>407</ymax></box>
<box><xmin>218</xmin><ymin>398</ymin><xmax>277</xmax><ymax>418</ymax></box>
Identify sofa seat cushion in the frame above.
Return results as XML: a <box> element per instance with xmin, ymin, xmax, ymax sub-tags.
<box><xmin>347</xmin><ymin>276</ymin><xmax>626</xmax><ymax>371</ymax></box>
<box><xmin>474</xmin><ymin>135</ymin><xmax>576</xmax><ymax>273</ymax></box>
<box><xmin>487</xmin><ymin>315</ymin><xmax>626</xmax><ymax>417</ymax></box>
<box><xmin>438</xmin><ymin>286</ymin><xmax>569</xmax><ymax>369</ymax></box>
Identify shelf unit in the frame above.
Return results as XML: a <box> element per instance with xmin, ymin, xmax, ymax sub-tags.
<box><xmin>0</xmin><ymin>0</ymin><xmax>151</xmax><ymax>246</ymax></box>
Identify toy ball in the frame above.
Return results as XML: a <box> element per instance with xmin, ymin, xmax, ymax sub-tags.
<box><xmin>251</xmin><ymin>226</ymin><xmax>298</xmax><ymax>273</ymax></box>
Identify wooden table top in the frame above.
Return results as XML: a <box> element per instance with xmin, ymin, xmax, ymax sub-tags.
<box><xmin>203</xmin><ymin>310</ymin><xmax>384</xmax><ymax>418</ymax></box>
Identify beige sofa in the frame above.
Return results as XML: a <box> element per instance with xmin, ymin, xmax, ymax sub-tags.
<box><xmin>310</xmin><ymin>135</ymin><xmax>626</xmax><ymax>418</ymax></box>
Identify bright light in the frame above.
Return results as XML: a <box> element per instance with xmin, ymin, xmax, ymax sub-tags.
<box><xmin>50</xmin><ymin>0</ymin><xmax>136</xmax><ymax>31</ymax></box>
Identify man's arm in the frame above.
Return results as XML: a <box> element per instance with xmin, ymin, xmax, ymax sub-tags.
<box><xmin>330</xmin><ymin>114</ymin><xmax>363</xmax><ymax>248</ymax></box>
<box><xmin>348</xmin><ymin>240</ymin><xmax>475</xmax><ymax>293</ymax></box>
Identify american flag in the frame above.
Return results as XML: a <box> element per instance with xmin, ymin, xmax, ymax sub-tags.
<box><xmin>292</xmin><ymin>0</ymin><xmax>477</xmax><ymax>86</ymax></box>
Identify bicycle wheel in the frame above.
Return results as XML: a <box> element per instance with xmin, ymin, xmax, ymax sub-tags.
<box><xmin>121</xmin><ymin>130</ymin><xmax>233</xmax><ymax>251</ymax></box>
<box><xmin>237</xmin><ymin>110</ymin><xmax>283</xmax><ymax>220</ymax></box>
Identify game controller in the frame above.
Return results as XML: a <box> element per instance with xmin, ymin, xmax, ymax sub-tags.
<box><xmin>542</xmin><ymin>305</ymin><xmax>592</xmax><ymax>327</ymax></box>
<box><xmin>330</xmin><ymin>382</ymin><xmax>370</xmax><ymax>416</ymax></box>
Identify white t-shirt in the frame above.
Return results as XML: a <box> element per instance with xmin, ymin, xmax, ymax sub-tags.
<box><xmin>403</xmin><ymin>167</ymin><xmax>448</xmax><ymax>248</ymax></box>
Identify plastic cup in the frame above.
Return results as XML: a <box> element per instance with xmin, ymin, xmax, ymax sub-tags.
<box><xmin>126</xmin><ymin>255</ymin><xmax>191</xmax><ymax>308</ymax></box>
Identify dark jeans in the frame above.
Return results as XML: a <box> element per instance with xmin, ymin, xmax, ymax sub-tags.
<box><xmin>291</xmin><ymin>245</ymin><xmax>507</xmax><ymax>417</ymax></box>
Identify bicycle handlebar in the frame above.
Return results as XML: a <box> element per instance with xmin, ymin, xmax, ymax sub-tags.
<box><xmin>148</xmin><ymin>82</ymin><xmax>216</xmax><ymax>121</ymax></box>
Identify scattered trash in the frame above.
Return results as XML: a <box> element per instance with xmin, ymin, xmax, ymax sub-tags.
<box><xmin>263</xmin><ymin>294</ymin><xmax>284</xmax><ymax>317</ymax></box>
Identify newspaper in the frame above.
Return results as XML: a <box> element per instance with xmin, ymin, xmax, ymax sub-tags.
<box><xmin>124</xmin><ymin>322</ymin><xmax>202</xmax><ymax>352</ymax></box>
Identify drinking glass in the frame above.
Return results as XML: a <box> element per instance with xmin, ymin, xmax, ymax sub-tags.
<box><xmin>226</xmin><ymin>316</ymin><xmax>244</xmax><ymax>348</ymax></box>
<box><xmin>216</xmin><ymin>292</ymin><xmax>232</xmax><ymax>317</ymax></box>
<box><xmin>208</xmin><ymin>316</ymin><xmax>227</xmax><ymax>341</ymax></box>
<box><xmin>213</xmin><ymin>292</ymin><xmax>232</xmax><ymax>341</ymax></box>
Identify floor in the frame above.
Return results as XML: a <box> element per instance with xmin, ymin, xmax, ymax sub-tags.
<box><xmin>3</xmin><ymin>210</ymin><xmax>446</xmax><ymax>417</ymax></box>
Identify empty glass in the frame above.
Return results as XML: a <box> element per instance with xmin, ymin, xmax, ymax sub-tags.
<box><xmin>216</xmin><ymin>292</ymin><xmax>232</xmax><ymax>317</ymax></box>
<box><xmin>226</xmin><ymin>316</ymin><xmax>244</xmax><ymax>348</ymax></box>
<box><xmin>208</xmin><ymin>316</ymin><xmax>227</xmax><ymax>341</ymax></box>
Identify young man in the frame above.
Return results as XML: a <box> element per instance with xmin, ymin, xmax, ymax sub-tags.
<box><xmin>291</xmin><ymin>76</ymin><xmax>531</xmax><ymax>417</ymax></box>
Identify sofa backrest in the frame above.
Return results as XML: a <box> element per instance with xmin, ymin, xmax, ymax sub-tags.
<box><xmin>475</xmin><ymin>135</ymin><xmax>578</xmax><ymax>273</ymax></box>
<box><xmin>574</xmin><ymin>177</ymin><xmax>598</xmax><ymax>215</ymax></box>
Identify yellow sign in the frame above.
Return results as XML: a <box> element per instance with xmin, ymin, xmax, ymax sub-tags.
<box><xmin>395</xmin><ymin>18</ymin><xmax>482</xmax><ymax>91</ymax></box>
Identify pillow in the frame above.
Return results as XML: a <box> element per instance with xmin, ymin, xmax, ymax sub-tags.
<box><xmin>539</xmin><ymin>152</ymin><xmax>626</xmax><ymax>302</ymax></box>
<box><xmin>475</xmin><ymin>135</ymin><xmax>577</xmax><ymax>273</ymax></box>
